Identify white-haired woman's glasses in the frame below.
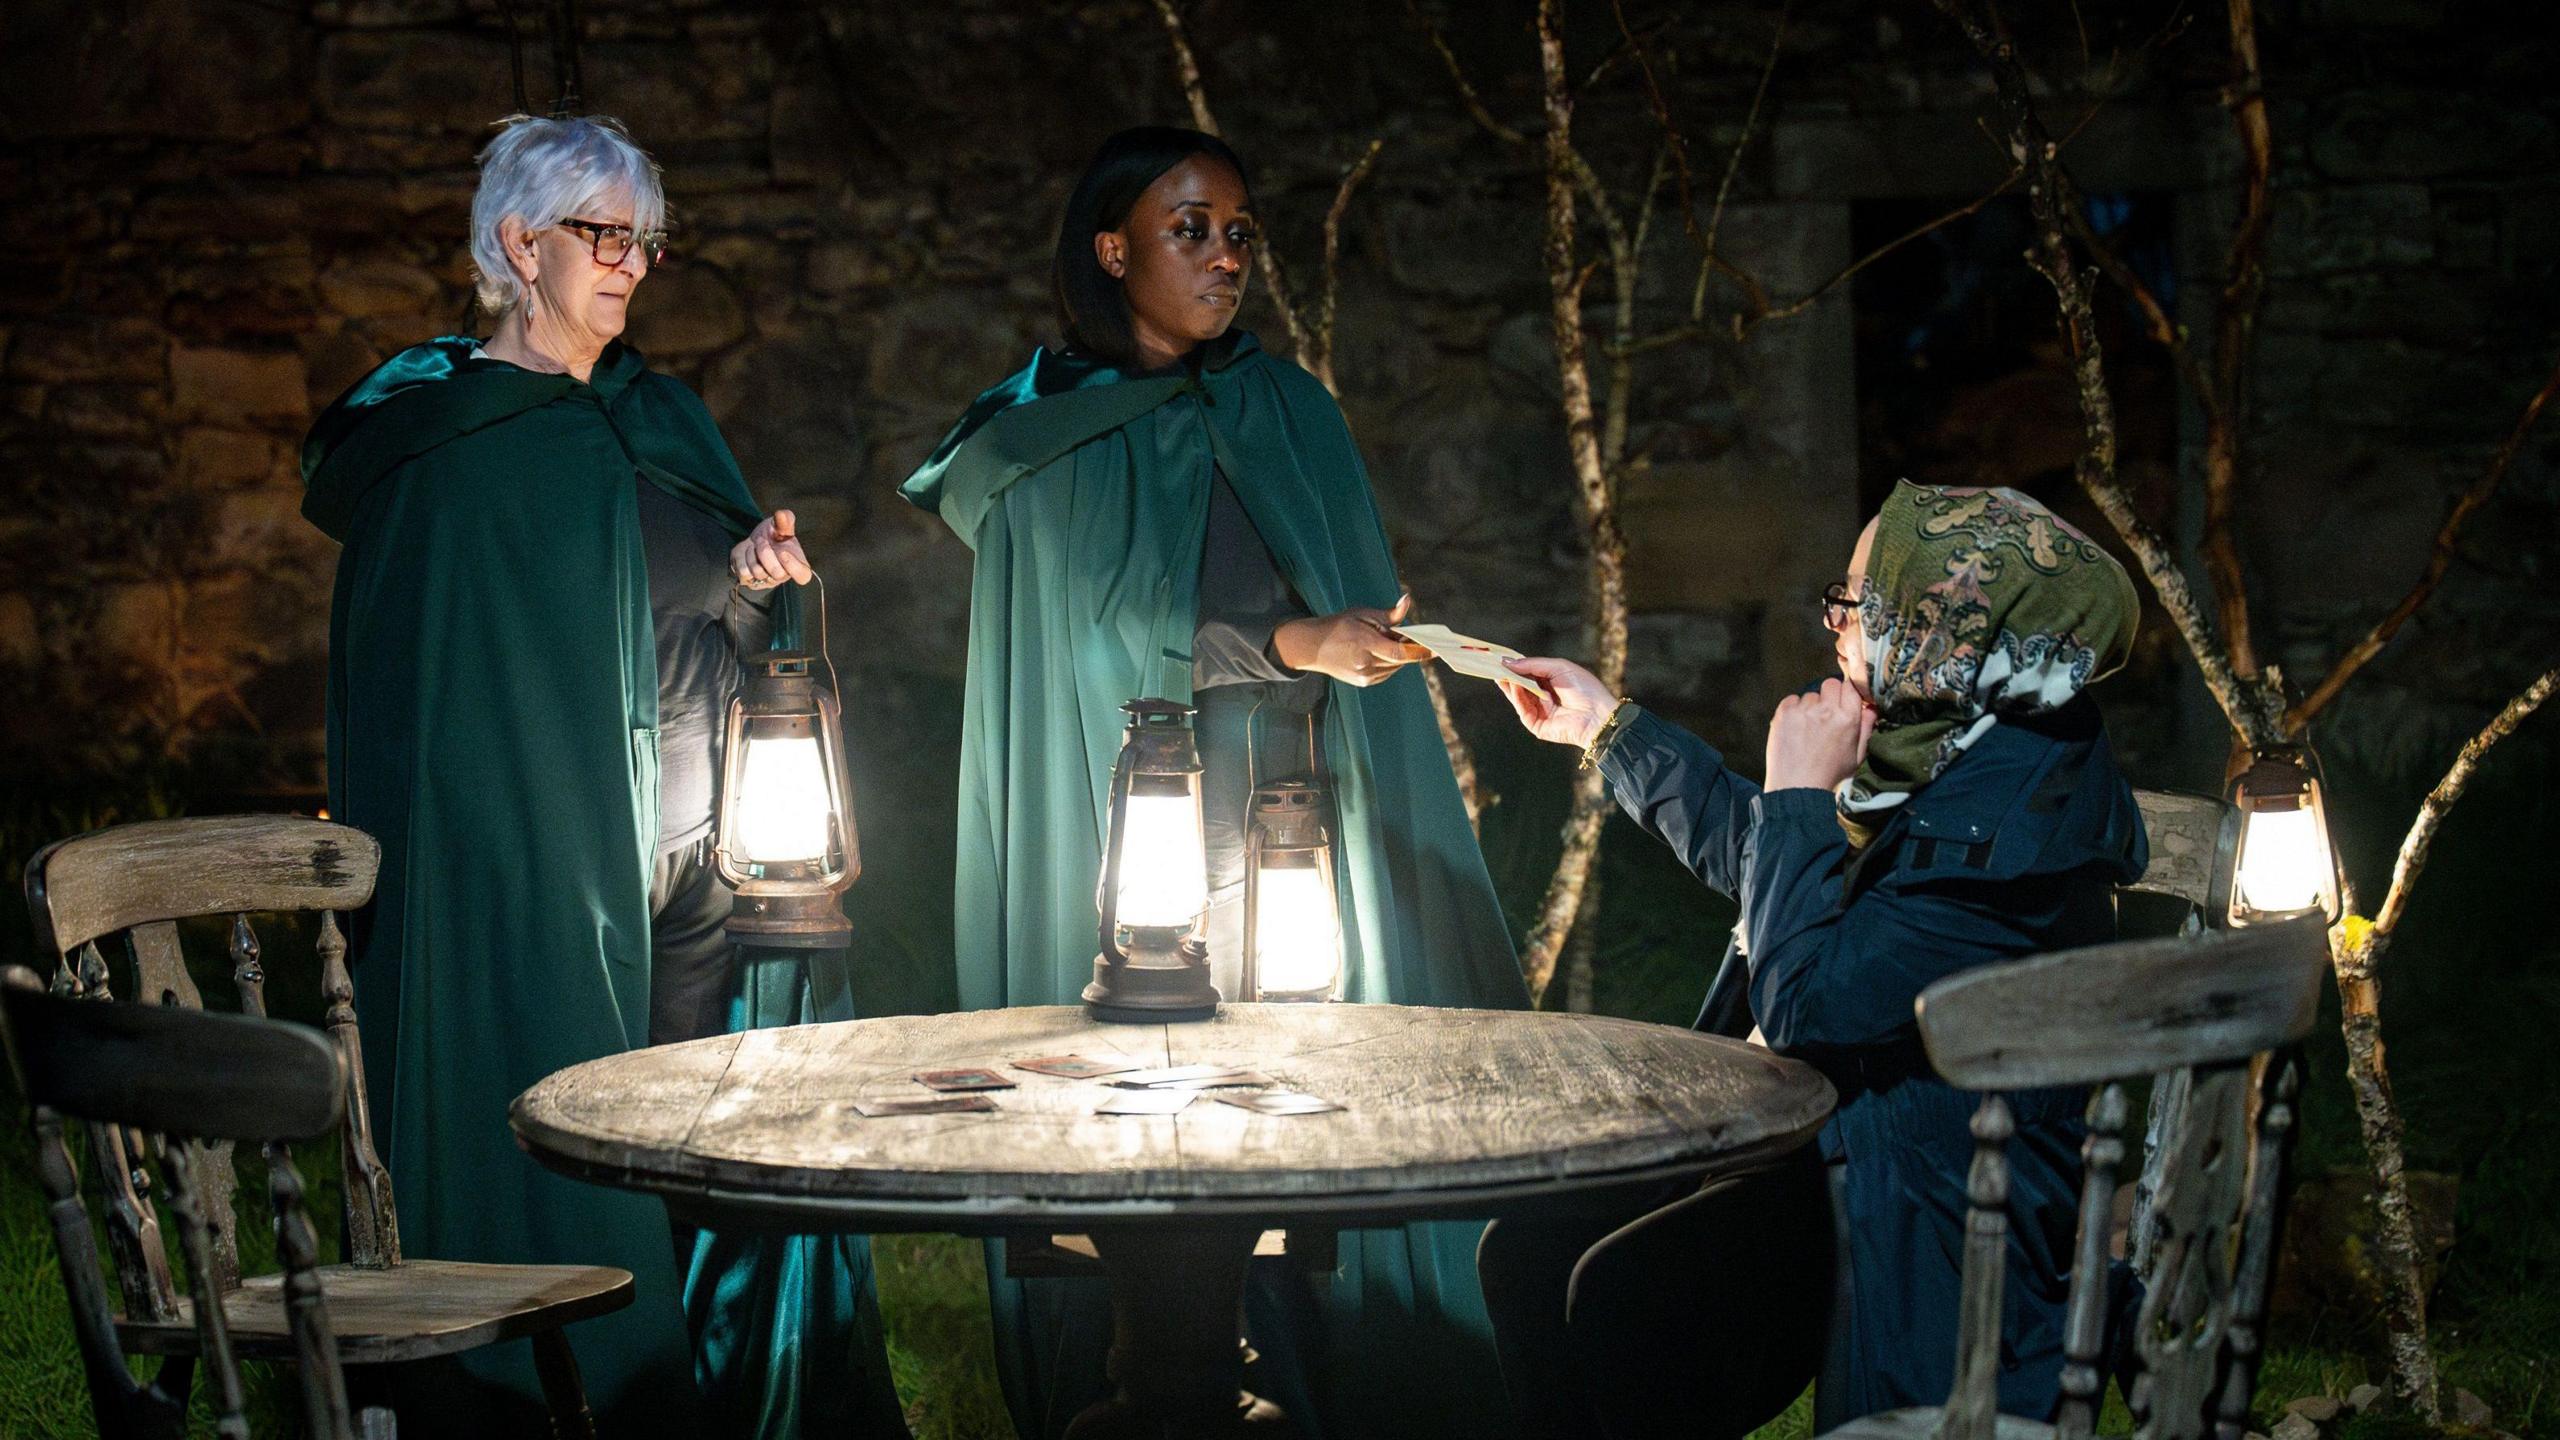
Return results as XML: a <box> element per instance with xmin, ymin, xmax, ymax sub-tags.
<box><xmin>557</xmin><ymin>217</ymin><xmax>670</xmax><ymax>268</ymax></box>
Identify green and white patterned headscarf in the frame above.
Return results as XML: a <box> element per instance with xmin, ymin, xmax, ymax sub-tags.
<box><xmin>1842</xmin><ymin>481</ymin><xmax>2138</xmax><ymax>826</ymax></box>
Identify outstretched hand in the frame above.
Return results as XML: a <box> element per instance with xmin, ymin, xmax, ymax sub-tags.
<box><xmin>733</xmin><ymin>508</ymin><xmax>815</xmax><ymax>590</ymax></box>
<box><xmin>1763</xmin><ymin>678</ymin><xmax>1877</xmax><ymax>793</ymax></box>
<box><xmin>1500</xmin><ymin>656</ymin><xmax>1618</xmax><ymax>749</ymax></box>
<box><xmin>1274</xmin><ymin>592</ymin><xmax>1433</xmax><ymax>687</ymax></box>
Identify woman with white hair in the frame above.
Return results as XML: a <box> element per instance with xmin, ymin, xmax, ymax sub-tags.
<box><xmin>302</xmin><ymin>113</ymin><xmax>907</xmax><ymax>1437</ymax></box>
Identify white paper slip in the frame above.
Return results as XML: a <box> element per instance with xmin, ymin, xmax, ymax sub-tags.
<box><xmin>1392</xmin><ymin>623</ymin><xmax>1535</xmax><ymax>693</ymax></box>
<box><xmin>1095</xmin><ymin>1089</ymin><xmax>1198</xmax><ymax>1116</ymax></box>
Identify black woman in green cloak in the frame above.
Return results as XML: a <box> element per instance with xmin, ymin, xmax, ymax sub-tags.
<box><xmin>901</xmin><ymin>126</ymin><xmax>1530</xmax><ymax>1439</ymax></box>
<box><xmin>301</xmin><ymin>115</ymin><xmax>907</xmax><ymax>1437</ymax></box>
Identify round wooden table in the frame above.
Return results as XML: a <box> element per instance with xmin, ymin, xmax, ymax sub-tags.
<box><xmin>511</xmin><ymin>1004</ymin><xmax>1834</xmax><ymax>1438</ymax></box>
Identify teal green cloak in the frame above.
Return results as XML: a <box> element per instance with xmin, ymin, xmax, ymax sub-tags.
<box><xmin>305</xmin><ymin>338</ymin><xmax>903</xmax><ymax>1438</ymax></box>
<box><xmin>903</xmin><ymin>332</ymin><xmax>1528</xmax><ymax>1438</ymax></box>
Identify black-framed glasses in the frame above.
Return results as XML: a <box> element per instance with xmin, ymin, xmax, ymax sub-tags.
<box><xmin>1819</xmin><ymin>581</ymin><xmax>1863</xmax><ymax>630</ymax></box>
<box><xmin>556</xmin><ymin>218</ymin><xmax>669</xmax><ymax>268</ymax></box>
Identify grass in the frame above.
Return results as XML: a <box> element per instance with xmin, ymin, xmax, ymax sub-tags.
<box><xmin>4</xmin><ymin>694</ymin><xmax>2555</xmax><ymax>1437</ymax></box>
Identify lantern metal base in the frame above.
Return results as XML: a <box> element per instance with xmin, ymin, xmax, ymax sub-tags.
<box><xmin>1084</xmin><ymin>939</ymin><xmax>1220</xmax><ymax>1024</ymax></box>
<box><xmin>725</xmin><ymin>889</ymin><xmax>853</xmax><ymax>948</ymax></box>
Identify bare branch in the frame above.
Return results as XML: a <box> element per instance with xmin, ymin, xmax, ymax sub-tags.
<box><xmin>1516</xmin><ymin>0</ymin><xmax>1632</xmax><ymax>1003</ymax></box>
<box><xmin>1744</xmin><ymin>170</ymin><xmax>2022</xmax><ymax>331</ymax></box>
<box><xmin>1936</xmin><ymin>0</ymin><xmax>2285</xmax><ymax>750</ymax></box>
<box><xmin>2326</xmin><ymin>665</ymin><xmax>2556</xmax><ymax>1420</ymax></box>
<box><xmin>2290</xmin><ymin>351</ymin><xmax>2560</xmax><ymax>730</ymax></box>
<box><xmin>1306</xmin><ymin>139</ymin><xmax>1387</xmax><ymax>396</ymax></box>
<box><xmin>1151</xmin><ymin>0</ymin><xmax>1309</xmax><ymax>361</ymax></box>
<box><xmin>1409</xmin><ymin>0</ymin><xmax>1530</xmax><ymax>147</ymax></box>
<box><xmin>2371</xmin><ymin>665</ymin><xmax>2560</xmax><ymax>939</ymax></box>
<box><xmin>1693</xmin><ymin>0</ymin><xmax>1789</xmax><ymax>324</ymax></box>
<box><xmin>2200</xmin><ymin>0</ymin><xmax>2276</xmax><ymax>680</ymax></box>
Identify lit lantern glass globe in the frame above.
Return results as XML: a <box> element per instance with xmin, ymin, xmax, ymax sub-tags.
<box><xmin>2226</xmin><ymin>751</ymin><xmax>2340</xmax><ymax>927</ymax></box>
<box><xmin>1243</xmin><ymin>781</ymin><xmax>1343</xmax><ymax>1002</ymax></box>
<box><xmin>1084</xmin><ymin>699</ymin><xmax>1220</xmax><ymax>1023</ymax></box>
<box><xmin>715</xmin><ymin>652</ymin><xmax>858</xmax><ymax>947</ymax></box>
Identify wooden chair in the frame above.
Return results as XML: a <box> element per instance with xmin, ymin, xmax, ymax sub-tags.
<box><xmin>1825</xmin><ymin>920</ymin><xmax>2328</xmax><ymax>1440</ymax></box>
<box><xmin>2</xmin><ymin>965</ymin><xmax>355</xmax><ymax>1439</ymax></box>
<box><xmin>21</xmin><ymin>814</ymin><xmax>635</xmax><ymax>1439</ymax></box>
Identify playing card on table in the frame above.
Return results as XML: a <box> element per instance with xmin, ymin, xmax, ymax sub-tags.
<box><xmin>855</xmin><ymin>1095</ymin><xmax>998</xmax><ymax>1117</ymax></box>
<box><xmin>914</xmin><ymin>1067</ymin><xmax>1016</xmax><ymax>1092</ymax></box>
<box><xmin>1009</xmin><ymin>1054</ymin><xmax>1143</xmax><ymax>1079</ymax></box>
<box><xmin>1109</xmin><ymin>1063</ymin><xmax>1254</xmax><ymax>1089</ymax></box>
<box><xmin>1391</xmin><ymin>623</ymin><xmax>1535</xmax><ymax>694</ymax></box>
<box><xmin>1157</xmin><ymin>1070</ymin><xmax>1273</xmax><ymax>1090</ymax></box>
<box><xmin>1094</xmin><ymin>1089</ymin><xmax>1197</xmax><ymax>1116</ymax></box>
<box><xmin>1217</xmin><ymin>1090</ymin><xmax>1345</xmax><ymax>1116</ymax></box>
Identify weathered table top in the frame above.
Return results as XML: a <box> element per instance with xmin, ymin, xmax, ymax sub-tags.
<box><xmin>511</xmin><ymin>1004</ymin><xmax>1835</xmax><ymax>1232</ymax></box>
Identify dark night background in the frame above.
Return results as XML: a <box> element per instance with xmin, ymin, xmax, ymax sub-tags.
<box><xmin>0</xmin><ymin>1</ymin><xmax>2554</xmax><ymax>1435</ymax></box>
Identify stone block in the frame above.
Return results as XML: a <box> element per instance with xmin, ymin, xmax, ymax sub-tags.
<box><xmin>2311</xmin><ymin>91</ymin><xmax>2558</xmax><ymax>183</ymax></box>
<box><xmin>94</xmin><ymin>581</ymin><xmax>178</xmax><ymax>663</ymax></box>
<box><xmin>1380</xmin><ymin>187</ymin><xmax>1541</xmax><ymax>303</ymax></box>
<box><xmin>2270</xmin><ymin>1414</ymin><xmax>2321</xmax><ymax>1440</ymax></box>
<box><xmin>624</xmin><ymin>265</ymin><xmax>748</xmax><ymax>356</ymax></box>
<box><xmin>702</xmin><ymin>331</ymin><xmax>868</xmax><ymax>502</ymax></box>
<box><xmin>47</xmin><ymin>385</ymin><xmax>168</xmax><ymax>442</ymax></box>
<box><xmin>6</xmin><ymin>318</ymin><xmax>168</xmax><ymax>385</ymax></box>
<box><xmin>170</xmin><ymin>347</ymin><xmax>309</xmax><ymax>427</ymax></box>
<box><xmin>2346</xmin><ymin>1385</ymin><xmax>2383</xmax><ymax>1412</ymax></box>
<box><xmin>583</xmin><ymin>41</ymin><xmax>770</xmax><ymax>147</ymax></box>
<box><xmin>129</xmin><ymin>185</ymin><xmax>308</xmax><ymax>247</ymax></box>
<box><xmin>2454</xmin><ymin>1391</ymin><xmax>2494</xmax><ymax>1429</ymax></box>
<box><xmin>770</xmin><ymin>68</ymin><xmax>870</xmax><ymax>189</ymax></box>
<box><xmin>176</xmin><ymin>429</ymin><xmax>288</xmax><ymax>491</ymax></box>
<box><xmin>0</xmin><ymin>592</ymin><xmax>38</xmax><ymax>668</ymax></box>
<box><xmin>0</xmin><ymin>0</ymin><xmax>307</xmax><ymax>140</ymax></box>
<box><xmin>1624</xmin><ymin>611</ymin><xmax>1742</xmax><ymax>708</ymax></box>
<box><xmin>211</xmin><ymin>481</ymin><xmax>312</xmax><ymax>568</ymax></box>
<box><xmin>300</xmin><ymin>327</ymin><xmax>388</xmax><ymax>412</ymax></box>
<box><xmin>1620</xmin><ymin>456</ymin><xmax>1822</xmax><ymax>612</ymax></box>
<box><xmin>805</xmin><ymin>241</ymin><xmax>902</xmax><ymax>295</ymax></box>
<box><xmin>2270</xmin><ymin>185</ymin><xmax>2433</xmax><ymax>276</ymax></box>
<box><xmin>317</xmin><ymin>30</ymin><xmax>514</xmax><ymax>134</ymax></box>
<box><xmin>2284</xmin><ymin>1395</ymin><xmax>2345</xmax><ymax>1425</ymax></box>
<box><xmin>317</xmin><ymin>258</ymin><xmax>443</xmax><ymax>318</ymax></box>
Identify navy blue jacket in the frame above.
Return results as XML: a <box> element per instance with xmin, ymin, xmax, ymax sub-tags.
<box><xmin>1597</xmin><ymin>696</ymin><xmax>2146</xmax><ymax>1420</ymax></box>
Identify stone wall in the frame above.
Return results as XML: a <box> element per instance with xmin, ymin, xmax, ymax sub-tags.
<box><xmin>1</xmin><ymin>0</ymin><xmax>2552</xmax><ymax>805</ymax></box>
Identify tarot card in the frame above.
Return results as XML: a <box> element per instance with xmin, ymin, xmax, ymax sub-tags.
<box><xmin>914</xmin><ymin>1067</ymin><xmax>1017</xmax><ymax>1092</ymax></box>
<box><xmin>1217</xmin><ymin>1090</ymin><xmax>1345</xmax><ymax>1116</ymax></box>
<box><xmin>1109</xmin><ymin>1063</ymin><xmax>1251</xmax><ymax>1089</ymax></box>
<box><xmin>1390</xmin><ymin>623</ymin><xmax>1536</xmax><ymax>694</ymax></box>
<box><xmin>854</xmin><ymin>1095</ymin><xmax>998</xmax><ymax>1117</ymax></box>
<box><xmin>1156</xmin><ymin>1070</ymin><xmax>1274</xmax><ymax>1090</ymax></box>
<box><xmin>1010</xmin><ymin>1054</ymin><xmax>1143</xmax><ymax>1079</ymax></box>
<box><xmin>1094</xmin><ymin>1089</ymin><xmax>1198</xmax><ymax>1116</ymax></box>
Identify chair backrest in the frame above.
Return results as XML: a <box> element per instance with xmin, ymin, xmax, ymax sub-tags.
<box><xmin>20</xmin><ymin>815</ymin><xmax>400</xmax><ymax>1334</ymax></box>
<box><xmin>1913</xmin><ymin>921</ymin><xmax>2329</xmax><ymax>1440</ymax></box>
<box><xmin>2</xmin><ymin>967</ymin><xmax>355</xmax><ymax>1440</ymax></box>
<box><xmin>2125</xmin><ymin>789</ymin><xmax>2236</xmax><ymax>926</ymax></box>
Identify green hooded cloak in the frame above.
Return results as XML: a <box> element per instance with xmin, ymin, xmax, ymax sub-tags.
<box><xmin>304</xmin><ymin>337</ymin><xmax>904</xmax><ymax>1437</ymax></box>
<box><xmin>902</xmin><ymin>332</ymin><xmax>1527</xmax><ymax>1438</ymax></box>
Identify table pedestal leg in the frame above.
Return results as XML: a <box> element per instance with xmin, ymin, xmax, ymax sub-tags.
<box><xmin>1063</xmin><ymin>1226</ymin><xmax>1295</xmax><ymax>1440</ymax></box>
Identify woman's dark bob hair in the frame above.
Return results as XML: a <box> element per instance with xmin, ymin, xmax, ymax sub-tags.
<box><xmin>1052</xmin><ymin>126</ymin><xmax>1254</xmax><ymax>368</ymax></box>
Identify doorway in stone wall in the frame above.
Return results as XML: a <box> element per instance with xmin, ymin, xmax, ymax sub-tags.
<box><xmin>1849</xmin><ymin>191</ymin><xmax>2187</xmax><ymax>767</ymax></box>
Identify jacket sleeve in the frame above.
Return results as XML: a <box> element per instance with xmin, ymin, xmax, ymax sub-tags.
<box><xmin>1741</xmin><ymin>788</ymin><xmax>2077</xmax><ymax>1057</ymax></box>
<box><xmin>1596</xmin><ymin>708</ymin><xmax>1760</xmax><ymax>898</ymax></box>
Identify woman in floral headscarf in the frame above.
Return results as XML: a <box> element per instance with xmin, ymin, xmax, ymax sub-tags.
<box><xmin>1481</xmin><ymin>481</ymin><xmax>2150</xmax><ymax>1437</ymax></box>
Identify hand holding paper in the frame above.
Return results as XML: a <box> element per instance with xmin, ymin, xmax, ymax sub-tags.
<box><xmin>1392</xmin><ymin>623</ymin><xmax>1539</xmax><ymax>695</ymax></box>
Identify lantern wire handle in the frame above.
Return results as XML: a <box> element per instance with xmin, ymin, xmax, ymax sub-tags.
<box><xmin>808</xmin><ymin>573</ymin><xmax>841</xmax><ymax>702</ymax></box>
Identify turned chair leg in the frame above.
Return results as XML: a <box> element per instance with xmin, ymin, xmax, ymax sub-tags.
<box><xmin>531</xmin><ymin>1330</ymin><xmax>597</xmax><ymax>1440</ymax></box>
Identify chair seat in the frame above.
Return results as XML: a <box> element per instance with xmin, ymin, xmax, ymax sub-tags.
<box><xmin>117</xmin><ymin>1259</ymin><xmax>633</xmax><ymax>1365</ymax></box>
<box><xmin>1827</xmin><ymin>1406</ymin><xmax>2059</xmax><ymax>1440</ymax></box>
